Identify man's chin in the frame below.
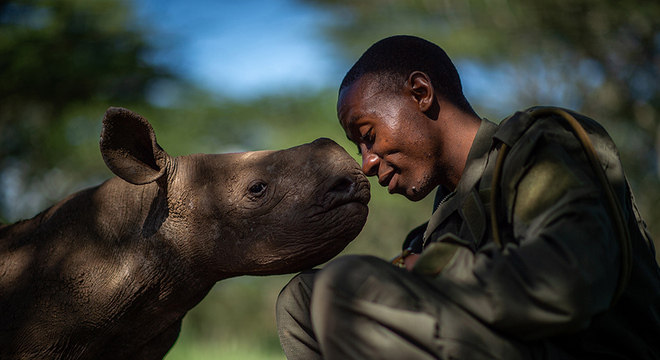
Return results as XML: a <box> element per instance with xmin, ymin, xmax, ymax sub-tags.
<box><xmin>403</xmin><ymin>185</ymin><xmax>432</xmax><ymax>202</ymax></box>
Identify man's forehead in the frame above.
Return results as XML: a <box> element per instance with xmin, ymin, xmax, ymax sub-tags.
<box><xmin>337</xmin><ymin>90</ymin><xmax>363</xmax><ymax>131</ymax></box>
<box><xmin>337</xmin><ymin>75</ymin><xmax>388</xmax><ymax>125</ymax></box>
<box><xmin>339</xmin><ymin>75</ymin><xmax>383</xmax><ymax>104</ymax></box>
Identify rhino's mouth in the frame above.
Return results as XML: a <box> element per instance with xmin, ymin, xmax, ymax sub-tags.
<box><xmin>323</xmin><ymin>172</ymin><xmax>371</xmax><ymax>210</ymax></box>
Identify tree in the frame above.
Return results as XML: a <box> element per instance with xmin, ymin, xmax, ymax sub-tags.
<box><xmin>0</xmin><ymin>0</ymin><xmax>170</xmax><ymax>220</ymax></box>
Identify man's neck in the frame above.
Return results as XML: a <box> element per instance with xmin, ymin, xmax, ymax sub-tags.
<box><xmin>437</xmin><ymin>105</ymin><xmax>481</xmax><ymax>191</ymax></box>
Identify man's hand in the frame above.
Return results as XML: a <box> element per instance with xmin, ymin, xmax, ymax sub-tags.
<box><xmin>403</xmin><ymin>254</ymin><xmax>420</xmax><ymax>271</ymax></box>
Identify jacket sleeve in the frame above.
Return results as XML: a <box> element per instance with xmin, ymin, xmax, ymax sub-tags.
<box><xmin>430</xmin><ymin>127</ymin><xmax>622</xmax><ymax>340</ymax></box>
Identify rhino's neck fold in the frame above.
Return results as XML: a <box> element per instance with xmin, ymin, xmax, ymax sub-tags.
<box><xmin>141</xmin><ymin>185</ymin><xmax>169</xmax><ymax>239</ymax></box>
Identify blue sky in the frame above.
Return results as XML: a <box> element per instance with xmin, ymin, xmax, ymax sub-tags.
<box><xmin>133</xmin><ymin>0</ymin><xmax>343</xmax><ymax>98</ymax></box>
<box><xmin>131</xmin><ymin>0</ymin><xmax>533</xmax><ymax>117</ymax></box>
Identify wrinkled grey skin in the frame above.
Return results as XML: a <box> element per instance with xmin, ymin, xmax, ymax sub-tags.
<box><xmin>0</xmin><ymin>107</ymin><xmax>370</xmax><ymax>359</ymax></box>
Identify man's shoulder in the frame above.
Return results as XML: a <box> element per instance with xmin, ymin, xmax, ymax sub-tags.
<box><xmin>491</xmin><ymin>106</ymin><xmax>625</xmax><ymax>217</ymax></box>
<box><xmin>494</xmin><ymin>106</ymin><xmax>613</xmax><ymax>149</ymax></box>
<box><xmin>489</xmin><ymin>106</ymin><xmax>623</xmax><ymax>207</ymax></box>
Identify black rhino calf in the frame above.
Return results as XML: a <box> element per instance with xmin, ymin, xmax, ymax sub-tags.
<box><xmin>0</xmin><ymin>107</ymin><xmax>370</xmax><ymax>359</ymax></box>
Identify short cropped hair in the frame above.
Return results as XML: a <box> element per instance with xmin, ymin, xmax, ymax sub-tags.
<box><xmin>340</xmin><ymin>35</ymin><xmax>473</xmax><ymax>113</ymax></box>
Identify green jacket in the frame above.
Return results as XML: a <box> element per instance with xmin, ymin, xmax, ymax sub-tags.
<box><xmin>408</xmin><ymin>107</ymin><xmax>660</xmax><ymax>359</ymax></box>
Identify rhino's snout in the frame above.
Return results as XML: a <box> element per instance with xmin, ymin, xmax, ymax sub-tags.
<box><xmin>310</xmin><ymin>138</ymin><xmax>346</xmax><ymax>157</ymax></box>
<box><xmin>308</xmin><ymin>138</ymin><xmax>370</xmax><ymax>208</ymax></box>
<box><xmin>322</xmin><ymin>171</ymin><xmax>370</xmax><ymax>211</ymax></box>
<box><xmin>328</xmin><ymin>175</ymin><xmax>355</xmax><ymax>194</ymax></box>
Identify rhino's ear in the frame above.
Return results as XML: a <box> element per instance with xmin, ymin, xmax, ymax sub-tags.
<box><xmin>100</xmin><ymin>107</ymin><xmax>169</xmax><ymax>185</ymax></box>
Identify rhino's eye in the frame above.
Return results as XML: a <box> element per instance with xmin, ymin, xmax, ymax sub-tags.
<box><xmin>248</xmin><ymin>181</ymin><xmax>268</xmax><ymax>197</ymax></box>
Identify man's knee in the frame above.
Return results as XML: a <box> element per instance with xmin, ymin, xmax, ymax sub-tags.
<box><xmin>313</xmin><ymin>255</ymin><xmax>389</xmax><ymax>302</ymax></box>
<box><xmin>276</xmin><ymin>270</ymin><xmax>317</xmax><ymax>326</ymax></box>
<box><xmin>276</xmin><ymin>270</ymin><xmax>323</xmax><ymax>359</ymax></box>
<box><xmin>310</xmin><ymin>256</ymin><xmax>444</xmax><ymax>360</ymax></box>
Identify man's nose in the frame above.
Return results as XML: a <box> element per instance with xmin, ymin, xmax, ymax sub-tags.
<box><xmin>361</xmin><ymin>152</ymin><xmax>379</xmax><ymax>176</ymax></box>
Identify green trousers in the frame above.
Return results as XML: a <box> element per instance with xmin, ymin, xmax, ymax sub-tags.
<box><xmin>276</xmin><ymin>255</ymin><xmax>572</xmax><ymax>360</ymax></box>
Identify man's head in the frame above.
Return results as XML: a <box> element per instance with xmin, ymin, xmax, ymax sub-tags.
<box><xmin>339</xmin><ymin>35</ymin><xmax>473</xmax><ymax>115</ymax></box>
<box><xmin>337</xmin><ymin>35</ymin><xmax>479</xmax><ymax>201</ymax></box>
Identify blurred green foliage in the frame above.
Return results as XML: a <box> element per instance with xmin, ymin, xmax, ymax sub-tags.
<box><xmin>0</xmin><ymin>0</ymin><xmax>169</xmax><ymax>218</ymax></box>
<box><xmin>1</xmin><ymin>0</ymin><xmax>658</xmax><ymax>359</ymax></box>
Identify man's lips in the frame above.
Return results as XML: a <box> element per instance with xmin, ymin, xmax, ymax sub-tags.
<box><xmin>378</xmin><ymin>170</ymin><xmax>398</xmax><ymax>193</ymax></box>
<box><xmin>377</xmin><ymin>170</ymin><xmax>393</xmax><ymax>187</ymax></box>
<box><xmin>387</xmin><ymin>174</ymin><xmax>398</xmax><ymax>193</ymax></box>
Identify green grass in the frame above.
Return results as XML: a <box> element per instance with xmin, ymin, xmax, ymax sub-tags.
<box><xmin>164</xmin><ymin>339</ymin><xmax>285</xmax><ymax>360</ymax></box>
<box><xmin>162</xmin><ymin>275</ymin><xmax>289</xmax><ymax>360</ymax></box>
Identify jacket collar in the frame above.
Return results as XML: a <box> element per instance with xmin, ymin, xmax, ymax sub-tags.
<box><xmin>424</xmin><ymin>118</ymin><xmax>498</xmax><ymax>240</ymax></box>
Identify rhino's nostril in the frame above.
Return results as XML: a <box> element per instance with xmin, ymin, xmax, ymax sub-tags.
<box><xmin>328</xmin><ymin>176</ymin><xmax>354</xmax><ymax>193</ymax></box>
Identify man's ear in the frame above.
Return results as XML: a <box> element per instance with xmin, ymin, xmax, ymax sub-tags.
<box><xmin>407</xmin><ymin>71</ymin><xmax>435</xmax><ymax>114</ymax></box>
<box><xmin>100</xmin><ymin>107</ymin><xmax>169</xmax><ymax>185</ymax></box>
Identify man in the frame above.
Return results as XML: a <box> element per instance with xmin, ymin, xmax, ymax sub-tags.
<box><xmin>276</xmin><ymin>35</ymin><xmax>660</xmax><ymax>359</ymax></box>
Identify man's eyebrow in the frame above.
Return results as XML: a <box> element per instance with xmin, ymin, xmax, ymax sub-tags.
<box><xmin>341</xmin><ymin>113</ymin><xmax>361</xmax><ymax>129</ymax></box>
